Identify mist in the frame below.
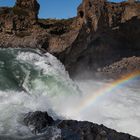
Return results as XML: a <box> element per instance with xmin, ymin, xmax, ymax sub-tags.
<box><xmin>0</xmin><ymin>48</ymin><xmax>139</xmax><ymax>138</ymax></box>
<box><xmin>48</xmin><ymin>77</ymin><xmax>140</xmax><ymax>137</ymax></box>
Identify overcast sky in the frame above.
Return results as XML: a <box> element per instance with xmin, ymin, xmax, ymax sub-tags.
<box><xmin>0</xmin><ymin>0</ymin><xmax>124</xmax><ymax>19</ymax></box>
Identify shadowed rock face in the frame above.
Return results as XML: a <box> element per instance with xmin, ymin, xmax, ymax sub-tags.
<box><xmin>57</xmin><ymin>0</ymin><xmax>140</xmax><ymax>77</ymax></box>
<box><xmin>23</xmin><ymin>111</ymin><xmax>140</xmax><ymax>140</ymax></box>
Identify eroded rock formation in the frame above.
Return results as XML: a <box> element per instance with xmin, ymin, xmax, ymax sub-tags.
<box><xmin>0</xmin><ymin>0</ymin><xmax>39</xmax><ymax>33</ymax></box>
<box><xmin>58</xmin><ymin>0</ymin><xmax>140</xmax><ymax>76</ymax></box>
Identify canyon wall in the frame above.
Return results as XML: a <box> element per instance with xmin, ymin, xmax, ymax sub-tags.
<box><xmin>0</xmin><ymin>0</ymin><xmax>140</xmax><ymax>77</ymax></box>
<box><xmin>58</xmin><ymin>0</ymin><xmax>140</xmax><ymax>76</ymax></box>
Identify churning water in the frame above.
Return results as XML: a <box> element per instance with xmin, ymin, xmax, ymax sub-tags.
<box><xmin>0</xmin><ymin>48</ymin><xmax>79</xmax><ymax>139</ymax></box>
<box><xmin>0</xmin><ymin>48</ymin><xmax>139</xmax><ymax>139</ymax></box>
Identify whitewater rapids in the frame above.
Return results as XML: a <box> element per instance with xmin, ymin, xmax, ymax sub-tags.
<box><xmin>0</xmin><ymin>48</ymin><xmax>139</xmax><ymax>138</ymax></box>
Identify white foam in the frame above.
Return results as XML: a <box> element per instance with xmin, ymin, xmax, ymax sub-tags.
<box><xmin>0</xmin><ymin>48</ymin><xmax>79</xmax><ymax>137</ymax></box>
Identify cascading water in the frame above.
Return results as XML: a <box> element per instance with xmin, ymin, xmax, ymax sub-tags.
<box><xmin>0</xmin><ymin>48</ymin><xmax>80</xmax><ymax>139</ymax></box>
<box><xmin>0</xmin><ymin>48</ymin><xmax>140</xmax><ymax>139</ymax></box>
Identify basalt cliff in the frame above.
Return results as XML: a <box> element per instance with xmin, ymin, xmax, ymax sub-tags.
<box><xmin>59</xmin><ymin>0</ymin><xmax>140</xmax><ymax>77</ymax></box>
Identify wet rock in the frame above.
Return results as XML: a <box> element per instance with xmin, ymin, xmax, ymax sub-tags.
<box><xmin>23</xmin><ymin>111</ymin><xmax>54</xmax><ymax>134</ymax></box>
<box><xmin>23</xmin><ymin>111</ymin><xmax>140</xmax><ymax>140</ymax></box>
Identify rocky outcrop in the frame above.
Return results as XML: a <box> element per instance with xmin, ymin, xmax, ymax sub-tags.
<box><xmin>77</xmin><ymin>0</ymin><xmax>140</xmax><ymax>30</ymax></box>
<box><xmin>24</xmin><ymin>111</ymin><xmax>54</xmax><ymax>134</ymax></box>
<box><xmin>58</xmin><ymin>0</ymin><xmax>140</xmax><ymax>76</ymax></box>
<box><xmin>15</xmin><ymin>0</ymin><xmax>39</xmax><ymax>20</ymax></box>
<box><xmin>23</xmin><ymin>111</ymin><xmax>140</xmax><ymax>140</ymax></box>
<box><xmin>99</xmin><ymin>56</ymin><xmax>140</xmax><ymax>78</ymax></box>
<box><xmin>0</xmin><ymin>0</ymin><xmax>39</xmax><ymax>33</ymax></box>
<box><xmin>0</xmin><ymin>0</ymin><xmax>80</xmax><ymax>52</ymax></box>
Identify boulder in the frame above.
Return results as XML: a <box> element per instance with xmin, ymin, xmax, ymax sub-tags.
<box><xmin>23</xmin><ymin>111</ymin><xmax>54</xmax><ymax>134</ymax></box>
<box><xmin>23</xmin><ymin>111</ymin><xmax>140</xmax><ymax>140</ymax></box>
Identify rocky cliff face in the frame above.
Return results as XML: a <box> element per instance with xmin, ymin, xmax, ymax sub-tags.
<box><xmin>0</xmin><ymin>0</ymin><xmax>39</xmax><ymax>33</ymax></box>
<box><xmin>58</xmin><ymin>0</ymin><xmax>140</xmax><ymax>77</ymax></box>
<box><xmin>0</xmin><ymin>0</ymin><xmax>80</xmax><ymax>54</ymax></box>
<box><xmin>0</xmin><ymin>0</ymin><xmax>140</xmax><ymax>76</ymax></box>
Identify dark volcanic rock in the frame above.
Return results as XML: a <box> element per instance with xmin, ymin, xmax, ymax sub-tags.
<box><xmin>24</xmin><ymin>111</ymin><xmax>54</xmax><ymax>134</ymax></box>
<box><xmin>58</xmin><ymin>120</ymin><xmax>139</xmax><ymax>140</ymax></box>
<box><xmin>23</xmin><ymin>111</ymin><xmax>140</xmax><ymax>140</ymax></box>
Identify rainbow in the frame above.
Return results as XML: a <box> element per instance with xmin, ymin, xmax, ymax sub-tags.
<box><xmin>72</xmin><ymin>71</ymin><xmax>140</xmax><ymax>115</ymax></box>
